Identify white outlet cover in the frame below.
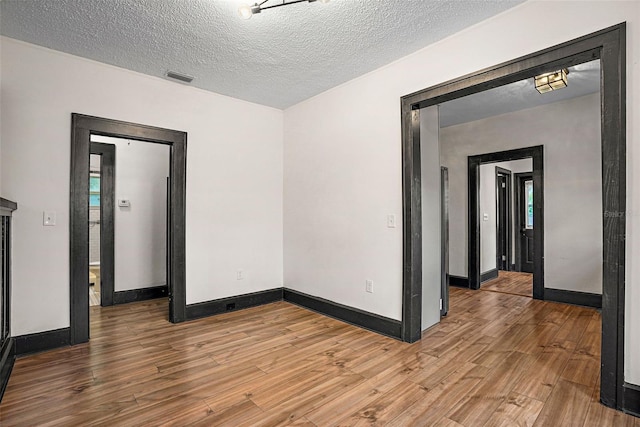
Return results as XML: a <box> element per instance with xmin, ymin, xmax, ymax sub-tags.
<box><xmin>43</xmin><ymin>211</ymin><xmax>56</xmax><ymax>226</ymax></box>
<box><xmin>387</xmin><ymin>214</ymin><xmax>397</xmax><ymax>228</ymax></box>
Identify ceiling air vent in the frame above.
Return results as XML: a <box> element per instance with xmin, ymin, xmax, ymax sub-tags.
<box><xmin>166</xmin><ymin>71</ymin><xmax>194</xmax><ymax>84</ymax></box>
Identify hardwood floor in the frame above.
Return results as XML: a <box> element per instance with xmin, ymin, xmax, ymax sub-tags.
<box><xmin>481</xmin><ymin>271</ymin><xmax>533</xmax><ymax>298</ymax></box>
<box><xmin>1</xmin><ymin>289</ymin><xmax>638</xmax><ymax>426</ymax></box>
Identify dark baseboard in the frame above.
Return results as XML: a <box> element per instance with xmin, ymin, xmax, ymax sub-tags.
<box><xmin>480</xmin><ymin>268</ymin><xmax>499</xmax><ymax>283</ymax></box>
<box><xmin>186</xmin><ymin>288</ymin><xmax>283</xmax><ymax>320</ymax></box>
<box><xmin>623</xmin><ymin>382</ymin><xmax>640</xmax><ymax>417</ymax></box>
<box><xmin>0</xmin><ymin>338</ymin><xmax>15</xmax><ymax>403</ymax></box>
<box><xmin>449</xmin><ymin>275</ymin><xmax>469</xmax><ymax>288</ymax></box>
<box><xmin>113</xmin><ymin>285</ymin><xmax>168</xmax><ymax>305</ymax></box>
<box><xmin>544</xmin><ymin>288</ymin><xmax>602</xmax><ymax>309</ymax></box>
<box><xmin>511</xmin><ymin>264</ymin><xmax>516</xmax><ymax>271</ymax></box>
<box><xmin>14</xmin><ymin>327</ymin><xmax>70</xmax><ymax>356</ymax></box>
<box><xmin>283</xmin><ymin>288</ymin><xmax>402</xmax><ymax>340</ymax></box>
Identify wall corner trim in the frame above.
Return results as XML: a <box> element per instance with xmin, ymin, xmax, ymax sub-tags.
<box><xmin>623</xmin><ymin>382</ymin><xmax>640</xmax><ymax>417</ymax></box>
<box><xmin>14</xmin><ymin>328</ymin><xmax>71</xmax><ymax>357</ymax></box>
<box><xmin>185</xmin><ymin>288</ymin><xmax>283</xmax><ymax>320</ymax></box>
<box><xmin>283</xmin><ymin>288</ymin><xmax>402</xmax><ymax>339</ymax></box>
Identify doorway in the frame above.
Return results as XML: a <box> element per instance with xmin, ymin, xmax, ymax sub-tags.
<box><xmin>515</xmin><ymin>172</ymin><xmax>534</xmax><ymax>274</ymax></box>
<box><xmin>89</xmin><ymin>142</ymin><xmax>115</xmax><ymax>307</ymax></box>
<box><xmin>495</xmin><ymin>167</ymin><xmax>511</xmax><ymax>272</ymax></box>
<box><xmin>70</xmin><ymin>114</ymin><xmax>187</xmax><ymax>345</ymax></box>
<box><xmin>400</xmin><ymin>24</ymin><xmax>625</xmax><ymax>408</ymax></box>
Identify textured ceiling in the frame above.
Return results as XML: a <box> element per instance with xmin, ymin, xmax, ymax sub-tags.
<box><xmin>0</xmin><ymin>0</ymin><xmax>525</xmax><ymax>109</ymax></box>
<box><xmin>439</xmin><ymin>60</ymin><xmax>601</xmax><ymax>127</ymax></box>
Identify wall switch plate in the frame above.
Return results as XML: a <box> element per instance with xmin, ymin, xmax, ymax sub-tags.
<box><xmin>43</xmin><ymin>211</ymin><xmax>56</xmax><ymax>226</ymax></box>
<box><xmin>365</xmin><ymin>279</ymin><xmax>373</xmax><ymax>293</ymax></box>
<box><xmin>236</xmin><ymin>270</ymin><xmax>244</xmax><ymax>280</ymax></box>
<box><xmin>483</xmin><ymin>213</ymin><xmax>489</xmax><ymax>221</ymax></box>
<box><xmin>118</xmin><ymin>199</ymin><xmax>131</xmax><ymax>207</ymax></box>
<box><xmin>387</xmin><ymin>214</ymin><xmax>397</xmax><ymax>228</ymax></box>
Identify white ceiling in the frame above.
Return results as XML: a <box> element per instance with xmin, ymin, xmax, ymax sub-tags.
<box><xmin>0</xmin><ymin>0</ymin><xmax>525</xmax><ymax>109</ymax></box>
<box><xmin>439</xmin><ymin>59</ymin><xmax>601</xmax><ymax>127</ymax></box>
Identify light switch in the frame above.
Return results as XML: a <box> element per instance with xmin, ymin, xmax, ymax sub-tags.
<box><xmin>43</xmin><ymin>211</ymin><xmax>57</xmax><ymax>226</ymax></box>
<box><xmin>118</xmin><ymin>199</ymin><xmax>131</xmax><ymax>207</ymax></box>
<box><xmin>387</xmin><ymin>214</ymin><xmax>397</xmax><ymax>228</ymax></box>
<box><xmin>483</xmin><ymin>213</ymin><xmax>489</xmax><ymax>221</ymax></box>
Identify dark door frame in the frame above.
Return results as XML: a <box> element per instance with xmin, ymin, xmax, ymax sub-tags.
<box><xmin>70</xmin><ymin>114</ymin><xmax>187</xmax><ymax>345</ymax></box>
<box><xmin>468</xmin><ymin>147</ymin><xmax>543</xmax><ymax>298</ymax></box>
<box><xmin>514</xmin><ymin>172</ymin><xmax>534</xmax><ymax>274</ymax></box>
<box><xmin>400</xmin><ymin>23</ymin><xmax>626</xmax><ymax>409</ymax></box>
<box><xmin>89</xmin><ymin>142</ymin><xmax>115</xmax><ymax>306</ymax></box>
<box><xmin>495</xmin><ymin>166</ymin><xmax>512</xmax><ymax>272</ymax></box>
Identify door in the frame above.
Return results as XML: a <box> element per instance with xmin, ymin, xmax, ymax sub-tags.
<box><xmin>517</xmin><ymin>173</ymin><xmax>534</xmax><ymax>273</ymax></box>
<box><xmin>496</xmin><ymin>167</ymin><xmax>511</xmax><ymax>271</ymax></box>
<box><xmin>440</xmin><ymin>167</ymin><xmax>449</xmax><ymax>316</ymax></box>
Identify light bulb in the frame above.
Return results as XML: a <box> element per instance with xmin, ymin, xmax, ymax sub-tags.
<box><xmin>319</xmin><ymin>0</ymin><xmax>330</xmax><ymax>3</ymax></box>
<box><xmin>238</xmin><ymin>4</ymin><xmax>253</xmax><ymax>19</ymax></box>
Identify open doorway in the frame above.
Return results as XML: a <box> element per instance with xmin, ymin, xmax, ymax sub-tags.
<box><xmin>88</xmin><ymin>135</ymin><xmax>171</xmax><ymax>310</ymax></box>
<box><xmin>70</xmin><ymin>114</ymin><xmax>187</xmax><ymax>345</ymax></box>
<box><xmin>477</xmin><ymin>157</ymin><xmax>535</xmax><ymax>298</ymax></box>
<box><xmin>401</xmin><ymin>25</ymin><xmax>625</xmax><ymax>409</ymax></box>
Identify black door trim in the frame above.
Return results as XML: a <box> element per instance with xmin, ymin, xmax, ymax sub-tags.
<box><xmin>495</xmin><ymin>166</ymin><xmax>512</xmax><ymax>272</ymax></box>
<box><xmin>89</xmin><ymin>142</ymin><xmax>115</xmax><ymax>307</ymax></box>
<box><xmin>70</xmin><ymin>114</ymin><xmax>187</xmax><ymax>345</ymax></box>
<box><xmin>400</xmin><ymin>23</ymin><xmax>626</xmax><ymax>409</ymax></box>
<box><xmin>468</xmin><ymin>148</ymin><xmax>542</xmax><ymax>297</ymax></box>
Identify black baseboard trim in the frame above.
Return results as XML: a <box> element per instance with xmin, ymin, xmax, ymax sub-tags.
<box><xmin>113</xmin><ymin>285</ymin><xmax>168</xmax><ymax>305</ymax></box>
<box><xmin>623</xmin><ymin>382</ymin><xmax>640</xmax><ymax>417</ymax></box>
<box><xmin>283</xmin><ymin>288</ymin><xmax>402</xmax><ymax>340</ymax></box>
<box><xmin>544</xmin><ymin>288</ymin><xmax>602</xmax><ymax>309</ymax></box>
<box><xmin>511</xmin><ymin>264</ymin><xmax>516</xmax><ymax>271</ymax></box>
<box><xmin>186</xmin><ymin>288</ymin><xmax>283</xmax><ymax>320</ymax></box>
<box><xmin>449</xmin><ymin>275</ymin><xmax>469</xmax><ymax>288</ymax></box>
<box><xmin>14</xmin><ymin>327</ymin><xmax>71</xmax><ymax>356</ymax></box>
<box><xmin>0</xmin><ymin>338</ymin><xmax>15</xmax><ymax>403</ymax></box>
<box><xmin>480</xmin><ymin>268</ymin><xmax>499</xmax><ymax>283</ymax></box>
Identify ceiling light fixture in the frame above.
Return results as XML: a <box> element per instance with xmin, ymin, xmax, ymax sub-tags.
<box><xmin>238</xmin><ymin>0</ymin><xmax>329</xmax><ymax>19</ymax></box>
<box><xmin>534</xmin><ymin>69</ymin><xmax>569</xmax><ymax>94</ymax></box>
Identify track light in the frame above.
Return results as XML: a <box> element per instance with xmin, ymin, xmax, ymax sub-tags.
<box><xmin>239</xmin><ymin>0</ymin><xmax>329</xmax><ymax>20</ymax></box>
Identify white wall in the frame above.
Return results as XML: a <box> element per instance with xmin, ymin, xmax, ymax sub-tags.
<box><xmin>420</xmin><ymin>106</ymin><xmax>441</xmax><ymax>331</ymax></box>
<box><xmin>1</xmin><ymin>37</ymin><xmax>284</xmax><ymax>336</ymax></box>
<box><xmin>283</xmin><ymin>2</ymin><xmax>640</xmax><ymax>383</ymax></box>
<box><xmin>92</xmin><ymin>135</ymin><xmax>170</xmax><ymax>291</ymax></box>
<box><xmin>441</xmin><ymin>93</ymin><xmax>602</xmax><ymax>296</ymax></box>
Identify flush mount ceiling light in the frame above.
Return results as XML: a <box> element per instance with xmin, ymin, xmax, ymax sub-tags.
<box><xmin>239</xmin><ymin>0</ymin><xmax>329</xmax><ymax>19</ymax></box>
<box><xmin>534</xmin><ymin>69</ymin><xmax>569</xmax><ymax>94</ymax></box>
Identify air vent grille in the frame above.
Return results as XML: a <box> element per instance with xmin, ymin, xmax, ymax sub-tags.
<box><xmin>166</xmin><ymin>71</ymin><xmax>194</xmax><ymax>83</ymax></box>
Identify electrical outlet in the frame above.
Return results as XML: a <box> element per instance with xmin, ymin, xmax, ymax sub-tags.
<box><xmin>387</xmin><ymin>214</ymin><xmax>397</xmax><ymax>228</ymax></box>
<box><xmin>43</xmin><ymin>211</ymin><xmax>56</xmax><ymax>226</ymax></box>
<box><xmin>236</xmin><ymin>270</ymin><xmax>244</xmax><ymax>280</ymax></box>
<box><xmin>365</xmin><ymin>279</ymin><xmax>373</xmax><ymax>293</ymax></box>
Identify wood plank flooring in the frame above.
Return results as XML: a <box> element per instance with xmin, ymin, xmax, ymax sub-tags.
<box><xmin>1</xmin><ymin>288</ymin><xmax>638</xmax><ymax>426</ymax></box>
<box><xmin>481</xmin><ymin>271</ymin><xmax>533</xmax><ymax>298</ymax></box>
